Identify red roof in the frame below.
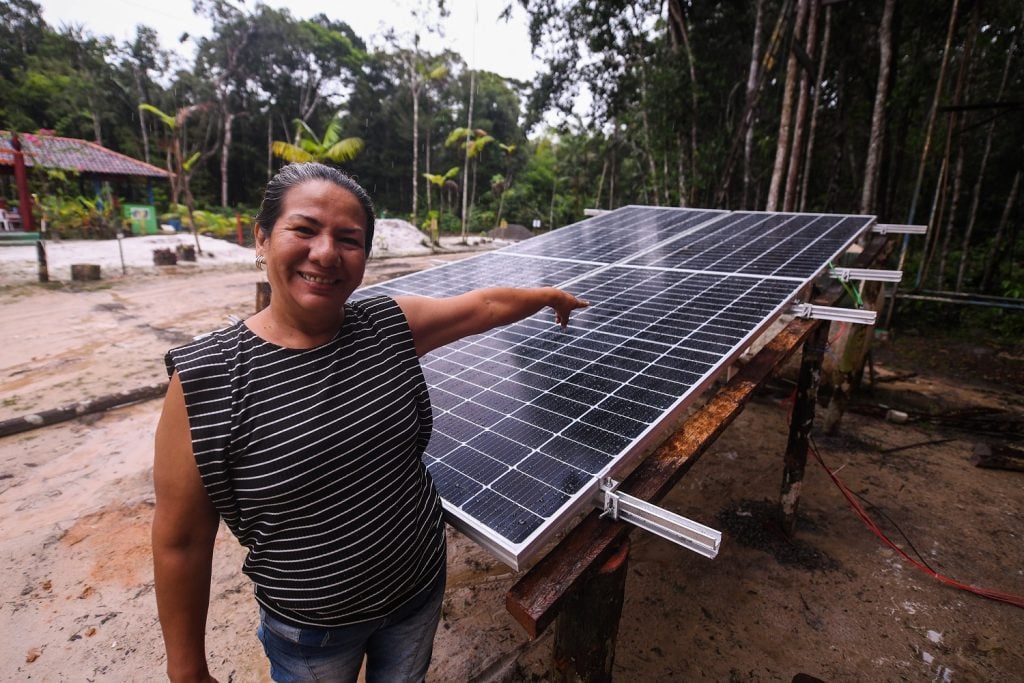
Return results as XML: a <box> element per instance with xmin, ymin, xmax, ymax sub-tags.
<box><xmin>0</xmin><ymin>131</ymin><xmax>170</xmax><ymax>179</ymax></box>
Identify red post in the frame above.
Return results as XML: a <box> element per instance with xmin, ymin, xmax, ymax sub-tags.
<box><xmin>237</xmin><ymin>212</ymin><xmax>244</xmax><ymax>246</ymax></box>
<box><xmin>11</xmin><ymin>133</ymin><xmax>35</xmax><ymax>232</ymax></box>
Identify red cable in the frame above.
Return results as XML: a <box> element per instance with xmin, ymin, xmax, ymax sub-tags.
<box><xmin>809</xmin><ymin>442</ymin><xmax>1024</xmax><ymax>608</ymax></box>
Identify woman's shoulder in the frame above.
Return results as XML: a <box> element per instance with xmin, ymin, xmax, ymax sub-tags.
<box><xmin>165</xmin><ymin>321</ymin><xmax>246</xmax><ymax>376</ymax></box>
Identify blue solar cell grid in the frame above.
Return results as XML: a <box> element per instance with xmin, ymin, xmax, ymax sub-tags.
<box><xmin>353</xmin><ymin>206</ymin><xmax>874</xmax><ymax>568</ymax></box>
<box><xmin>623</xmin><ymin>211</ymin><xmax>874</xmax><ymax>279</ymax></box>
<box><xmin>505</xmin><ymin>206</ymin><xmax>725</xmax><ymax>263</ymax></box>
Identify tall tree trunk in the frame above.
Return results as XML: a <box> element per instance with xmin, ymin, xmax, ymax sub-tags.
<box><xmin>956</xmin><ymin>14</ymin><xmax>1017</xmax><ymax>291</ymax></box>
<box><xmin>766</xmin><ymin>0</ymin><xmax>810</xmax><ymax>212</ymax></box>
<box><xmin>609</xmin><ymin>147</ymin><xmax>616</xmax><ymax>209</ymax></box>
<box><xmin>638</xmin><ymin>59</ymin><xmax>662</xmax><ymax>207</ymax></box>
<box><xmin>220</xmin><ymin>108</ymin><xmax>235</xmax><ymax>207</ymax></box>
<box><xmin>460</xmin><ymin>69</ymin><xmax>475</xmax><ymax>242</ymax></box>
<box><xmin>167</xmin><ymin>145</ymin><xmax>179</xmax><ymax>206</ymax></box>
<box><xmin>412</xmin><ymin>84</ymin><xmax>420</xmax><ymax>220</ymax></box>
<box><xmin>90</xmin><ymin>103</ymin><xmax>103</xmax><ymax>146</ymax></box>
<box><xmin>676</xmin><ymin>132</ymin><xmax>687</xmax><ymax>207</ymax></box>
<box><xmin>267</xmin><ymin>111</ymin><xmax>273</xmax><ymax>183</ymax></box>
<box><xmin>716</xmin><ymin>0</ymin><xmax>794</xmax><ymax>207</ymax></box>
<box><xmin>132</xmin><ymin>65</ymin><xmax>151</xmax><ymax>165</ymax></box>
<box><xmin>900</xmin><ymin>0</ymin><xmax>960</xmax><ymax>289</ymax></box>
<box><xmin>859</xmin><ymin>0</ymin><xmax>895</xmax><ymax>216</ymax></box>
<box><xmin>980</xmin><ymin>170</ymin><xmax>1021</xmax><ymax>293</ymax></box>
<box><xmin>667</xmin><ymin>0</ymin><xmax>699</xmax><ymax>206</ymax></box>
<box><xmin>742</xmin><ymin>0</ymin><xmax>766</xmax><ymax>209</ymax></box>
<box><xmin>937</xmin><ymin>135</ymin><xmax>966</xmax><ymax>288</ymax></box>
<box><xmin>799</xmin><ymin>4</ymin><xmax>831</xmax><ymax>212</ymax></box>
<box><xmin>919</xmin><ymin>153</ymin><xmax>951</xmax><ymax>286</ymax></box>
<box><xmin>783</xmin><ymin>0</ymin><xmax>819</xmax><ymax>212</ymax></box>
<box><xmin>934</xmin><ymin>1</ymin><xmax>979</xmax><ymax>289</ymax></box>
<box><xmin>425</xmin><ymin>127</ymin><xmax>433</xmax><ymax>217</ymax></box>
<box><xmin>595</xmin><ymin>157</ymin><xmax>608</xmax><ymax>209</ymax></box>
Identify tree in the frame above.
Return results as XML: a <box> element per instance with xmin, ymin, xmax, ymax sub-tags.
<box><xmin>446</xmin><ymin>126</ymin><xmax>494</xmax><ymax>236</ymax></box>
<box><xmin>859</xmin><ymin>0</ymin><xmax>895</xmax><ymax>215</ymax></box>
<box><xmin>271</xmin><ymin>117</ymin><xmax>364</xmax><ymax>165</ymax></box>
<box><xmin>139</xmin><ymin>102</ymin><xmax>213</xmax><ymax>254</ymax></box>
<box><xmin>422</xmin><ymin>166</ymin><xmax>460</xmax><ymax>233</ymax></box>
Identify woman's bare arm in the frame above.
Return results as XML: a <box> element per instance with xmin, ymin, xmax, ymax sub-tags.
<box><xmin>396</xmin><ymin>287</ymin><xmax>589</xmax><ymax>357</ymax></box>
<box><xmin>152</xmin><ymin>373</ymin><xmax>221</xmax><ymax>683</ymax></box>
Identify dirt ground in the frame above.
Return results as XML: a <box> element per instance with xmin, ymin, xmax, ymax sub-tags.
<box><xmin>1</xmin><ymin>246</ymin><xmax>1022</xmax><ymax>682</ymax></box>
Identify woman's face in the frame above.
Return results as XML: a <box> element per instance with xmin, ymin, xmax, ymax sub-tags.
<box><xmin>255</xmin><ymin>179</ymin><xmax>368</xmax><ymax>325</ymax></box>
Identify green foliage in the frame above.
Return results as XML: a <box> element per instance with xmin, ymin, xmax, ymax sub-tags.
<box><xmin>272</xmin><ymin>117</ymin><xmax>365</xmax><ymax>165</ymax></box>
<box><xmin>2</xmin><ymin>0</ymin><xmax>1021</xmax><ymax>328</ymax></box>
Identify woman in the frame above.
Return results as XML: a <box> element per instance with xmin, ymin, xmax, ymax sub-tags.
<box><xmin>152</xmin><ymin>162</ymin><xmax>587</xmax><ymax>683</ymax></box>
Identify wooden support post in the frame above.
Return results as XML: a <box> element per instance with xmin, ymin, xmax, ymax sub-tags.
<box><xmin>552</xmin><ymin>539</ymin><xmax>630</xmax><ymax>683</ymax></box>
<box><xmin>256</xmin><ymin>282</ymin><xmax>272</xmax><ymax>313</ymax></box>
<box><xmin>824</xmin><ymin>279</ymin><xmax>883</xmax><ymax>434</ymax></box>
<box><xmin>36</xmin><ymin>240</ymin><xmax>48</xmax><ymax>283</ymax></box>
<box><xmin>780</xmin><ymin>317</ymin><xmax>829</xmax><ymax>537</ymax></box>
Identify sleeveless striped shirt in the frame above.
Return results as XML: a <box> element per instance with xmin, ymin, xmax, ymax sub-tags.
<box><xmin>165</xmin><ymin>295</ymin><xmax>446</xmax><ymax>628</ymax></box>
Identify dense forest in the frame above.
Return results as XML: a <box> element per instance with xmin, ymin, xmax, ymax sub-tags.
<box><xmin>1</xmin><ymin>0</ymin><xmax>1021</xmax><ymax>307</ymax></box>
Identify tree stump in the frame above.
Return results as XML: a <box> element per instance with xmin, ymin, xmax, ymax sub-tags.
<box><xmin>176</xmin><ymin>244</ymin><xmax>196</xmax><ymax>262</ymax></box>
<box><xmin>70</xmin><ymin>263</ymin><xmax>101</xmax><ymax>281</ymax></box>
<box><xmin>153</xmin><ymin>248</ymin><xmax>177</xmax><ymax>266</ymax></box>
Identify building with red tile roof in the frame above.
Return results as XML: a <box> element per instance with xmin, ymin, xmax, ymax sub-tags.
<box><xmin>0</xmin><ymin>131</ymin><xmax>170</xmax><ymax>179</ymax></box>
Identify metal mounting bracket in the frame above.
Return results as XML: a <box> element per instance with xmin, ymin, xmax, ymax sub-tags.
<box><xmin>789</xmin><ymin>302</ymin><xmax>877</xmax><ymax>325</ymax></box>
<box><xmin>829</xmin><ymin>268</ymin><xmax>903</xmax><ymax>283</ymax></box>
<box><xmin>596</xmin><ymin>478</ymin><xmax>721</xmax><ymax>559</ymax></box>
<box><xmin>872</xmin><ymin>223</ymin><xmax>928</xmax><ymax>235</ymax></box>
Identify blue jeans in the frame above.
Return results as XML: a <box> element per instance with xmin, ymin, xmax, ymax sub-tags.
<box><xmin>256</xmin><ymin>569</ymin><xmax>445</xmax><ymax>683</ymax></box>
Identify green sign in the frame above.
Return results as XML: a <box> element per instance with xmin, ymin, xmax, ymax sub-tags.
<box><xmin>123</xmin><ymin>204</ymin><xmax>158</xmax><ymax>235</ymax></box>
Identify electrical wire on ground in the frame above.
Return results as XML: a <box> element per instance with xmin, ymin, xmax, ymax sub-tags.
<box><xmin>808</xmin><ymin>435</ymin><xmax>1024</xmax><ymax>609</ymax></box>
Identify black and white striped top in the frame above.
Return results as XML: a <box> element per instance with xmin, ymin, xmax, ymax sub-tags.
<box><xmin>166</xmin><ymin>296</ymin><xmax>445</xmax><ymax>628</ymax></box>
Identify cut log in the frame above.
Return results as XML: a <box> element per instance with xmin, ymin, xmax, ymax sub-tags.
<box><xmin>70</xmin><ymin>263</ymin><xmax>101</xmax><ymax>281</ymax></box>
<box><xmin>0</xmin><ymin>382</ymin><xmax>169</xmax><ymax>438</ymax></box>
<box><xmin>153</xmin><ymin>248</ymin><xmax>177</xmax><ymax>266</ymax></box>
<box><xmin>176</xmin><ymin>244</ymin><xmax>196</xmax><ymax>262</ymax></box>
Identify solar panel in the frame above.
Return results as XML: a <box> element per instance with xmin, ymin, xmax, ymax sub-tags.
<box><xmin>354</xmin><ymin>206</ymin><xmax>875</xmax><ymax>568</ymax></box>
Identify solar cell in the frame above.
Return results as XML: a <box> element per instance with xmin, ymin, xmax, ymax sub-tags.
<box><xmin>353</xmin><ymin>206</ymin><xmax>875</xmax><ymax>568</ymax></box>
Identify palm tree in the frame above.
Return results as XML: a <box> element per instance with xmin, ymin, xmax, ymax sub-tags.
<box><xmin>422</xmin><ymin>166</ymin><xmax>461</xmax><ymax>243</ymax></box>
<box><xmin>445</xmin><ymin>127</ymin><xmax>493</xmax><ymax>240</ymax></box>
<box><xmin>493</xmin><ymin>141</ymin><xmax>516</xmax><ymax>227</ymax></box>
<box><xmin>139</xmin><ymin>102</ymin><xmax>210</xmax><ymax>254</ymax></box>
<box><xmin>271</xmin><ymin>116</ymin><xmax>364</xmax><ymax>165</ymax></box>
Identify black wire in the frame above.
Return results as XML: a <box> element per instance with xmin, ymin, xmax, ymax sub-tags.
<box><xmin>809</xmin><ymin>434</ymin><xmax>936</xmax><ymax>573</ymax></box>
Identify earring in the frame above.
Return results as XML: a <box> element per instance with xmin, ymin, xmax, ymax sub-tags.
<box><xmin>255</xmin><ymin>254</ymin><xmax>266</xmax><ymax>270</ymax></box>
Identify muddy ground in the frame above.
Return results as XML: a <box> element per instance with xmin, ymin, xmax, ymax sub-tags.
<box><xmin>1</xmin><ymin>250</ymin><xmax>1021</xmax><ymax>682</ymax></box>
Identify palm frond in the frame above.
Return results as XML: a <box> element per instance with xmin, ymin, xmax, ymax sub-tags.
<box><xmin>271</xmin><ymin>141</ymin><xmax>313</xmax><ymax>163</ymax></box>
<box><xmin>323</xmin><ymin>137</ymin><xmax>364</xmax><ymax>163</ymax></box>
<box><xmin>138</xmin><ymin>103</ymin><xmax>176</xmax><ymax>129</ymax></box>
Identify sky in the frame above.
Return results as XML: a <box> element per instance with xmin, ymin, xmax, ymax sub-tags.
<box><xmin>36</xmin><ymin>0</ymin><xmax>546</xmax><ymax>82</ymax></box>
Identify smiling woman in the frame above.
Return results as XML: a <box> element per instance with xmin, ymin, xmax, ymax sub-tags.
<box><xmin>151</xmin><ymin>163</ymin><xmax>588</xmax><ymax>682</ymax></box>
<box><xmin>250</xmin><ymin>166</ymin><xmax>375</xmax><ymax>348</ymax></box>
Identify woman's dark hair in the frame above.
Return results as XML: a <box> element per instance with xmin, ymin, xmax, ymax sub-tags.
<box><xmin>255</xmin><ymin>162</ymin><xmax>376</xmax><ymax>255</ymax></box>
